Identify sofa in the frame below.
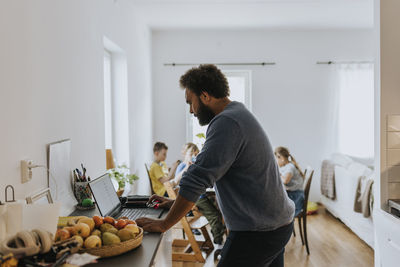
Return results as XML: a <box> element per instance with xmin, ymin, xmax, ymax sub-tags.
<box><xmin>320</xmin><ymin>153</ymin><xmax>374</xmax><ymax>248</ymax></box>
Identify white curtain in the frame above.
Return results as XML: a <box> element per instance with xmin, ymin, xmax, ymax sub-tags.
<box><xmin>334</xmin><ymin>63</ymin><xmax>374</xmax><ymax>158</ymax></box>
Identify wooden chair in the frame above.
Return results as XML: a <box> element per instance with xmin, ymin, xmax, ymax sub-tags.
<box><xmin>294</xmin><ymin>168</ymin><xmax>314</xmax><ymax>255</ymax></box>
<box><xmin>164</xmin><ymin>181</ymin><xmax>214</xmax><ymax>263</ymax></box>
<box><xmin>293</xmin><ymin>168</ymin><xmax>308</xmax><ymax>238</ymax></box>
<box><xmin>144</xmin><ymin>163</ymin><xmax>156</xmax><ymax>195</ymax></box>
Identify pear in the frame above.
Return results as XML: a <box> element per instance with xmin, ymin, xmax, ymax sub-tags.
<box><xmin>99</xmin><ymin>223</ymin><xmax>113</xmax><ymax>233</ymax></box>
<box><xmin>118</xmin><ymin>228</ymin><xmax>136</xmax><ymax>242</ymax></box>
<box><xmin>102</xmin><ymin>232</ymin><xmax>121</xmax><ymax>245</ymax></box>
<box><xmin>104</xmin><ymin>226</ymin><xmax>118</xmax><ymax>235</ymax></box>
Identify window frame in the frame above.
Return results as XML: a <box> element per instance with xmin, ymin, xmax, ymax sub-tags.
<box><xmin>103</xmin><ymin>49</ymin><xmax>113</xmax><ymax>150</ymax></box>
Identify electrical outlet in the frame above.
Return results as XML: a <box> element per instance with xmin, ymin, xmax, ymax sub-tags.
<box><xmin>21</xmin><ymin>160</ymin><xmax>33</xmax><ymax>183</ymax></box>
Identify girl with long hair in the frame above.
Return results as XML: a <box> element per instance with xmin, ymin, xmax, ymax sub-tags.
<box><xmin>274</xmin><ymin>146</ymin><xmax>305</xmax><ymax>216</ymax></box>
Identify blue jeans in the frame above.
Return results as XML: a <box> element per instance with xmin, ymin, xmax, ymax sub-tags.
<box><xmin>287</xmin><ymin>190</ymin><xmax>304</xmax><ymax>217</ymax></box>
<box><xmin>217</xmin><ymin>221</ymin><xmax>293</xmax><ymax>267</ymax></box>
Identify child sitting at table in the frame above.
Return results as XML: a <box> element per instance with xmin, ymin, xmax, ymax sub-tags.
<box><xmin>172</xmin><ymin>143</ymin><xmax>199</xmax><ymax>187</ymax></box>
<box><xmin>149</xmin><ymin>142</ymin><xmax>179</xmax><ymax>197</ymax></box>
<box><xmin>174</xmin><ymin>143</ymin><xmax>226</xmax><ymax>247</ymax></box>
<box><xmin>274</xmin><ymin>146</ymin><xmax>305</xmax><ymax>216</ymax></box>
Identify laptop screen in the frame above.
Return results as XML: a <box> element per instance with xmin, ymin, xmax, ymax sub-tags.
<box><xmin>89</xmin><ymin>173</ymin><xmax>120</xmax><ymax>216</ymax></box>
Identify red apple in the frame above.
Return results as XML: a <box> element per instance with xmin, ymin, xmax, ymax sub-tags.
<box><xmin>55</xmin><ymin>229</ymin><xmax>70</xmax><ymax>241</ymax></box>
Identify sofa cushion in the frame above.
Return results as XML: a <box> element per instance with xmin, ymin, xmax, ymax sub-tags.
<box><xmin>347</xmin><ymin>162</ymin><xmax>373</xmax><ymax>177</ymax></box>
<box><xmin>348</xmin><ymin>156</ymin><xmax>375</xmax><ymax>169</ymax></box>
<box><xmin>331</xmin><ymin>153</ymin><xmax>353</xmax><ymax>168</ymax></box>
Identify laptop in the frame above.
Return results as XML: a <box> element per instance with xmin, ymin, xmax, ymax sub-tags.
<box><xmin>89</xmin><ymin>173</ymin><xmax>164</xmax><ymax>220</ymax></box>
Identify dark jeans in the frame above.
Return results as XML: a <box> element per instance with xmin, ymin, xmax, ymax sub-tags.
<box><xmin>217</xmin><ymin>221</ymin><xmax>294</xmax><ymax>267</ymax></box>
<box><xmin>286</xmin><ymin>190</ymin><xmax>304</xmax><ymax>217</ymax></box>
<box><xmin>195</xmin><ymin>196</ymin><xmax>226</xmax><ymax>245</ymax></box>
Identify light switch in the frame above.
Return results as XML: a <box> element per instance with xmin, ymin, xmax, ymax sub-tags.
<box><xmin>387</xmin><ymin>150</ymin><xmax>400</xmax><ymax>166</ymax></box>
<box><xmin>388</xmin><ymin>115</ymin><xmax>400</xmax><ymax>131</ymax></box>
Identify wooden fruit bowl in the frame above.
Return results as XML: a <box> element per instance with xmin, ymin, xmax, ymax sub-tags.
<box><xmin>81</xmin><ymin>227</ymin><xmax>143</xmax><ymax>258</ymax></box>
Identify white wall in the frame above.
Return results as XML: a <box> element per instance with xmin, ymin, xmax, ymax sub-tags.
<box><xmin>0</xmin><ymin>0</ymin><xmax>153</xmax><ymax>201</ymax></box>
<box><xmin>133</xmin><ymin>1</ymin><xmax>373</xmax><ymax>30</ymax></box>
<box><xmin>152</xmin><ymin>29</ymin><xmax>374</xmax><ymax>202</ymax></box>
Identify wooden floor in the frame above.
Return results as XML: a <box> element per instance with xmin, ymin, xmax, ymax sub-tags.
<box><xmin>152</xmin><ymin>206</ymin><xmax>374</xmax><ymax>267</ymax></box>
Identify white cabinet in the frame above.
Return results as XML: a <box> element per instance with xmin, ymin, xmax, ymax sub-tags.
<box><xmin>375</xmin><ymin>210</ymin><xmax>400</xmax><ymax>267</ymax></box>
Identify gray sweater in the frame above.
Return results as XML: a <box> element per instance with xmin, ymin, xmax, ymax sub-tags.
<box><xmin>179</xmin><ymin>101</ymin><xmax>294</xmax><ymax>231</ymax></box>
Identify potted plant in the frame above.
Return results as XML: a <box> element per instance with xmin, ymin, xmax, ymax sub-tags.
<box><xmin>196</xmin><ymin>133</ymin><xmax>206</xmax><ymax>149</ymax></box>
<box><xmin>108</xmin><ymin>164</ymin><xmax>139</xmax><ymax>196</ymax></box>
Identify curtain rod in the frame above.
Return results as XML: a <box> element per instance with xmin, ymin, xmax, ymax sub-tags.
<box><xmin>164</xmin><ymin>62</ymin><xmax>275</xmax><ymax>67</ymax></box>
<box><xmin>316</xmin><ymin>60</ymin><xmax>374</xmax><ymax>65</ymax></box>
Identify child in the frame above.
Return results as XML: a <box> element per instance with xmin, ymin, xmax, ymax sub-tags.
<box><xmin>175</xmin><ymin>143</ymin><xmax>226</xmax><ymax>247</ymax></box>
<box><xmin>274</xmin><ymin>146</ymin><xmax>305</xmax><ymax>216</ymax></box>
<box><xmin>149</xmin><ymin>142</ymin><xmax>179</xmax><ymax>196</ymax></box>
<box><xmin>172</xmin><ymin>143</ymin><xmax>200</xmax><ymax>187</ymax></box>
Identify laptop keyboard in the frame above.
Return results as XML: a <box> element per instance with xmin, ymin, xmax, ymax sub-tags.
<box><xmin>119</xmin><ymin>209</ymin><xmax>148</xmax><ymax>220</ymax></box>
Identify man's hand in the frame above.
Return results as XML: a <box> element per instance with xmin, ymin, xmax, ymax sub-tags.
<box><xmin>136</xmin><ymin>218</ymin><xmax>167</xmax><ymax>233</ymax></box>
<box><xmin>139</xmin><ymin>194</ymin><xmax>195</xmax><ymax>233</ymax></box>
<box><xmin>148</xmin><ymin>194</ymin><xmax>174</xmax><ymax>209</ymax></box>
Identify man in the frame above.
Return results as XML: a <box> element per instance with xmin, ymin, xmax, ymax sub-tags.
<box><xmin>137</xmin><ymin>64</ymin><xmax>294</xmax><ymax>267</ymax></box>
<box><xmin>149</xmin><ymin>142</ymin><xmax>179</xmax><ymax>196</ymax></box>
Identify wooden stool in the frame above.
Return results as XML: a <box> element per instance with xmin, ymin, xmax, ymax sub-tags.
<box><xmin>164</xmin><ymin>181</ymin><xmax>214</xmax><ymax>262</ymax></box>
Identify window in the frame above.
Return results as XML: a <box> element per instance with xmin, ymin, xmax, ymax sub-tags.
<box><xmin>103</xmin><ymin>37</ymin><xmax>130</xmax><ymax>167</ymax></box>
<box><xmin>188</xmin><ymin>71</ymin><xmax>252</xmax><ymax>148</ymax></box>
<box><xmin>103</xmin><ymin>50</ymin><xmax>113</xmax><ymax>150</ymax></box>
<box><xmin>335</xmin><ymin>63</ymin><xmax>374</xmax><ymax>158</ymax></box>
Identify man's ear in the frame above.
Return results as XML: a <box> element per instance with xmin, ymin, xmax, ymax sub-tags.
<box><xmin>201</xmin><ymin>91</ymin><xmax>212</xmax><ymax>103</ymax></box>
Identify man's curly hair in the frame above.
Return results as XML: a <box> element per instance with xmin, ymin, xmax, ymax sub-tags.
<box><xmin>179</xmin><ymin>64</ymin><xmax>230</xmax><ymax>98</ymax></box>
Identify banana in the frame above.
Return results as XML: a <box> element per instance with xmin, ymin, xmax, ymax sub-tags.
<box><xmin>16</xmin><ymin>230</ymin><xmax>40</xmax><ymax>256</ymax></box>
<box><xmin>32</xmin><ymin>229</ymin><xmax>53</xmax><ymax>254</ymax></box>
<box><xmin>14</xmin><ymin>236</ymin><xmax>24</xmax><ymax>249</ymax></box>
<box><xmin>0</xmin><ymin>230</ymin><xmax>40</xmax><ymax>256</ymax></box>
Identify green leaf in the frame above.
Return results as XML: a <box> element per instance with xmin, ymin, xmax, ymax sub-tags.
<box><xmin>196</xmin><ymin>133</ymin><xmax>206</xmax><ymax>139</ymax></box>
<box><xmin>108</xmin><ymin>165</ymin><xmax>140</xmax><ymax>189</ymax></box>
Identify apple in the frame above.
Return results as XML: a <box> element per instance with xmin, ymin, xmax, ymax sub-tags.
<box><xmin>55</xmin><ymin>229</ymin><xmax>70</xmax><ymax>241</ymax></box>
<box><xmin>73</xmin><ymin>222</ymin><xmax>91</xmax><ymax>238</ymax></box>
<box><xmin>103</xmin><ymin>216</ymin><xmax>115</xmax><ymax>226</ymax></box>
<box><xmin>72</xmin><ymin>235</ymin><xmax>84</xmax><ymax>247</ymax></box>
<box><xmin>91</xmin><ymin>229</ymin><xmax>102</xmax><ymax>238</ymax></box>
<box><xmin>126</xmin><ymin>219</ymin><xmax>136</xmax><ymax>225</ymax></box>
<box><xmin>125</xmin><ymin>224</ymin><xmax>139</xmax><ymax>234</ymax></box>
<box><xmin>78</xmin><ymin>218</ymin><xmax>95</xmax><ymax>231</ymax></box>
<box><xmin>115</xmin><ymin>219</ymin><xmax>128</xmax><ymax>230</ymax></box>
<box><xmin>64</xmin><ymin>226</ymin><xmax>76</xmax><ymax>236</ymax></box>
<box><xmin>84</xmin><ymin>235</ymin><xmax>102</xmax><ymax>249</ymax></box>
<box><xmin>93</xmin><ymin>216</ymin><xmax>104</xmax><ymax>228</ymax></box>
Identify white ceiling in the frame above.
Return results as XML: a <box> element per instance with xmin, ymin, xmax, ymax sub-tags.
<box><xmin>129</xmin><ymin>0</ymin><xmax>367</xmax><ymax>3</ymax></box>
<box><xmin>128</xmin><ymin>0</ymin><xmax>374</xmax><ymax>29</ymax></box>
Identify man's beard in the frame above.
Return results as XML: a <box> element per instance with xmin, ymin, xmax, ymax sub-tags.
<box><xmin>196</xmin><ymin>98</ymin><xmax>215</xmax><ymax>126</ymax></box>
